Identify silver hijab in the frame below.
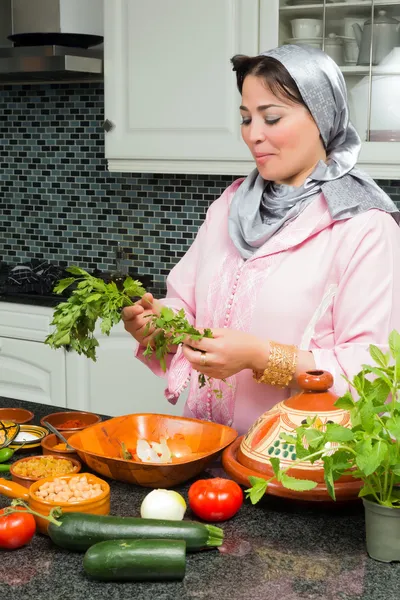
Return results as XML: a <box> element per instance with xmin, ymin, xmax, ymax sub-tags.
<box><xmin>229</xmin><ymin>44</ymin><xmax>399</xmax><ymax>259</ymax></box>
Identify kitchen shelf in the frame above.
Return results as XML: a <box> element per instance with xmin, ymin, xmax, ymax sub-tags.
<box><xmin>340</xmin><ymin>65</ymin><xmax>400</xmax><ymax>74</ymax></box>
<box><xmin>280</xmin><ymin>1</ymin><xmax>400</xmax><ymax>19</ymax></box>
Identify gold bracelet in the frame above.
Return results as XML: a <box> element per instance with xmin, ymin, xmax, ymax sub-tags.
<box><xmin>253</xmin><ymin>340</ymin><xmax>298</xmax><ymax>388</ymax></box>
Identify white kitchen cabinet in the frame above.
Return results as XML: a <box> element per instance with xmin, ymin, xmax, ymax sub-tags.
<box><xmin>104</xmin><ymin>0</ymin><xmax>400</xmax><ymax>178</ymax></box>
<box><xmin>0</xmin><ymin>302</ymin><xmax>185</xmax><ymax>416</ymax></box>
<box><xmin>65</xmin><ymin>321</ymin><xmax>185</xmax><ymax>417</ymax></box>
<box><xmin>104</xmin><ymin>0</ymin><xmax>259</xmax><ymax>175</ymax></box>
<box><xmin>0</xmin><ymin>336</ymin><xmax>67</xmax><ymax>406</ymax></box>
<box><xmin>0</xmin><ymin>302</ymin><xmax>66</xmax><ymax>406</ymax></box>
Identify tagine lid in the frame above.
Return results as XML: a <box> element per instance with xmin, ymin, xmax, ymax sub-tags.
<box><xmin>237</xmin><ymin>370</ymin><xmax>352</xmax><ymax>483</ymax></box>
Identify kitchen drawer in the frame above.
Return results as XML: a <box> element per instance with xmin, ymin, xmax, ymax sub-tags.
<box><xmin>0</xmin><ymin>302</ymin><xmax>54</xmax><ymax>342</ymax></box>
<box><xmin>0</xmin><ymin>336</ymin><xmax>66</xmax><ymax>406</ymax></box>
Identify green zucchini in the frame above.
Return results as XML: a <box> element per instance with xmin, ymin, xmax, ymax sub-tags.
<box><xmin>48</xmin><ymin>512</ymin><xmax>224</xmax><ymax>552</ymax></box>
<box><xmin>0</xmin><ymin>464</ymin><xmax>10</xmax><ymax>472</ymax></box>
<box><xmin>83</xmin><ymin>539</ymin><xmax>186</xmax><ymax>582</ymax></box>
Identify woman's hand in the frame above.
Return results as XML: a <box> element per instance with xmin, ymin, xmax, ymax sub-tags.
<box><xmin>182</xmin><ymin>328</ymin><xmax>270</xmax><ymax>380</ymax></box>
<box><xmin>121</xmin><ymin>293</ymin><xmax>163</xmax><ymax>348</ymax></box>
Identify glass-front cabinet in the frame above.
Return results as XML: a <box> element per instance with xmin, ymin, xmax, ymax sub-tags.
<box><xmin>261</xmin><ymin>0</ymin><xmax>400</xmax><ymax>177</ymax></box>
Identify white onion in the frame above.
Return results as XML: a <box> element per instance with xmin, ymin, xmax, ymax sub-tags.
<box><xmin>140</xmin><ymin>489</ymin><xmax>187</xmax><ymax>520</ymax></box>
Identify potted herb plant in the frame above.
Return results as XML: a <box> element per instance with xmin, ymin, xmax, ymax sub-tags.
<box><xmin>246</xmin><ymin>330</ymin><xmax>400</xmax><ymax>563</ymax></box>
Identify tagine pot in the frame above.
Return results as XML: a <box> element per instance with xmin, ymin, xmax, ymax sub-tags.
<box><xmin>222</xmin><ymin>370</ymin><xmax>363</xmax><ymax>502</ymax></box>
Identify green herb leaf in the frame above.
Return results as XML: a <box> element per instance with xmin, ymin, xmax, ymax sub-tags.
<box><xmin>269</xmin><ymin>457</ymin><xmax>281</xmax><ymax>480</ymax></box>
<box><xmin>325</xmin><ymin>423</ymin><xmax>354</xmax><ymax>443</ymax></box>
<box><xmin>245</xmin><ymin>477</ymin><xmax>269</xmax><ymax>504</ymax></box>
<box><xmin>334</xmin><ymin>392</ymin><xmax>355</xmax><ymax>410</ymax></box>
<box><xmin>369</xmin><ymin>344</ymin><xmax>389</xmax><ymax>368</ymax></box>
<box><xmin>386</xmin><ymin>415</ymin><xmax>400</xmax><ymax>439</ymax></box>
<box><xmin>280</xmin><ymin>473</ymin><xmax>317</xmax><ymax>492</ymax></box>
<box><xmin>304</xmin><ymin>428</ymin><xmax>325</xmax><ymax>448</ymax></box>
<box><xmin>322</xmin><ymin>456</ymin><xmax>336</xmax><ymax>500</ymax></box>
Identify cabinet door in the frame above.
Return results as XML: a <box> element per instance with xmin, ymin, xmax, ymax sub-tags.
<box><xmin>104</xmin><ymin>0</ymin><xmax>259</xmax><ymax>173</ymax></box>
<box><xmin>66</xmin><ymin>322</ymin><xmax>186</xmax><ymax>417</ymax></box>
<box><xmin>0</xmin><ymin>337</ymin><xmax>66</xmax><ymax>406</ymax></box>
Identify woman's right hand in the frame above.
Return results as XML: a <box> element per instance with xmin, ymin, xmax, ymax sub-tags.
<box><xmin>121</xmin><ymin>293</ymin><xmax>162</xmax><ymax>347</ymax></box>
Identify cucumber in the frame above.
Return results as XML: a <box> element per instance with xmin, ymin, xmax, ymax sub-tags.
<box><xmin>48</xmin><ymin>512</ymin><xmax>224</xmax><ymax>552</ymax></box>
<box><xmin>83</xmin><ymin>539</ymin><xmax>186</xmax><ymax>582</ymax></box>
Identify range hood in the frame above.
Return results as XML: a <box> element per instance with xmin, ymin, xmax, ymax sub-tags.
<box><xmin>0</xmin><ymin>0</ymin><xmax>103</xmax><ymax>83</ymax></box>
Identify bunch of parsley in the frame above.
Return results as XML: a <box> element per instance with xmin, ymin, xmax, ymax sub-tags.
<box><xmin>45</xmin><ymin>267</ymin><xmax>213</xmax><ymax>389</ymax></box>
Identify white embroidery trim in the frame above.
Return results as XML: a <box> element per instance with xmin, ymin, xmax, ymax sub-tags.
<box><xmin>299</xmin><ymin>284</ymin><xmax>338</xmax><ymax>351</ymax></box>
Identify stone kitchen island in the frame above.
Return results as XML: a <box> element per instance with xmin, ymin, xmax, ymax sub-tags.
<box><xmin>0</xmin><ymin>396</ymin><xmax>399</xmax><ymax>600</ymax></box>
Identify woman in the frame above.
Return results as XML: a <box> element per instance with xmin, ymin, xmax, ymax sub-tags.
<box><xmin>122</xmin><ymin>45</ymin><xmax>400</xmax><ymax>436</ymax></box>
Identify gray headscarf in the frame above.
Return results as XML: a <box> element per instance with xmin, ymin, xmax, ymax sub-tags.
<box><xmin>229</xmin><ymin>44</ymin><xmax>400</xmax><ymax>259</ymax></box>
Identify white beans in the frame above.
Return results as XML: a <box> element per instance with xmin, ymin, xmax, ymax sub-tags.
<box><xmin>35</xmin><ymin>475</ymin><xmax>103</xmax><ymax>503</ymax></box>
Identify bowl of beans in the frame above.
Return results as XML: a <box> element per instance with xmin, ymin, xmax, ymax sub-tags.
<box><xmin>10</xmin><ymin>455</ymin><xmax>81</xmax><ymax>488</ymax></box>
<box><xmin>40</xmin><ymin>410</ymin><xmax>102</xmax><ymax>432</ymax></box>
<box><xmin>0</xmin><ymin>473</ymin><xmax>111</xmax><ymax>535</ymax></box>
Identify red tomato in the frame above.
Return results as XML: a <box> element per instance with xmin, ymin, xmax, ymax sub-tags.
<box><xmin>0</xmin><ymin>507</ymin><xmax>36</xmax><ymax>550</ymax></box>
<box><xmin>188</xmin><ymin>478</ymin><xmax>243</xmax><ymax>522</ymax></box>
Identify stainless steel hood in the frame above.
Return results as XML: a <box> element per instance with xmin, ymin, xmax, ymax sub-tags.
<box><xmin>0</xmin><ymin>45</ymin><xmax>103</xmax><ymax>83</ymax></box>
<box><xmin>0</xmin><ymin>0</ymin><xmax>103</xmax><ymax>83</ymax></box>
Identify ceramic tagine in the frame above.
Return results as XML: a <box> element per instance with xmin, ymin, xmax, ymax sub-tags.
<box><xmin>222</xmin><ymin>370</ymin><xmax>362</xmax><ymax>502</ymax></box>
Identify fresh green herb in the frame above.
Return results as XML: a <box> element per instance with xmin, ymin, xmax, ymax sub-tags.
<box><xmin>45</xmin><ymin>267</ymin><xmax>221</xmax><ymax>394</ymax></box>
<box><xmin>246</xmin><ymin>330</ymin><xmax>400</xmax><ymax>508</ymax></box>
<box><xmin>121</xmin><ymin>442</ymin><xmax>132</xmax><ymax>460</ymax></box>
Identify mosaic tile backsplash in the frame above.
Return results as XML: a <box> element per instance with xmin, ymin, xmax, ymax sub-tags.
<box><xmin>1</xmin><ymin>82</ymin><xmax>400</xmax><ymax>297</ymax></box>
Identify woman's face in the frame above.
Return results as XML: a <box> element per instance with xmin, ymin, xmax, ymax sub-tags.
<box><xmin>240</xmin><ymin>74</ymin><xmax>326</xmax><ymax>186</ymax></box>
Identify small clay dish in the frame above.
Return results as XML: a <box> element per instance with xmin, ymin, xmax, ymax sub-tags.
<box><xmin>41</xmin><ymin>431</ymin><xmax>79</xmax><ymax>461</ymax></box>
<box><xmin>0</xmin><ymin>408</ymin><xmax>34</xmax><ymax>425</ymax></box>
<box><xmin>9</xmin><ymin>425</ymin><xmax>48</xmax><ymax>451</ymax></box>
<box><xmin>10</xmin><ymin>454</ymin><xmax>81</xmax><ymax>488</ymax></box>
<box><xmin>41</xmin><ymin>410</ymin><xmax>101</xmax><ymax>432</ymax></box>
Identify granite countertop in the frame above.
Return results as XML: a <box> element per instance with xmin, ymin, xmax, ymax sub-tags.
<box><xmin>1</xmin><ymin>397</ymin><xmax>399</xmax><ymax>600</ymax></box>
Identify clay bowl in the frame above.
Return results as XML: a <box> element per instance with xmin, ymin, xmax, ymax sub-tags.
<box><xmin>41</xmin><ymin>431</ymin><xmax>80</xmax><ymax>462</ymax></box>
<box><xmin>40</xmin><ymin>410</ymin><xmax>101</xmax><ymax>432</ymax></box>
<box><xmin>68</xmin><ymin>413</ymin><xmax>238</xmax><ymax>488</ymax></box>
<box><xmin>10</xmin><ymin>455</ymin><xmax>81</xmax><ymax>488</ymax></box>
<box><xmin>0</xmin><ymin>408</ymin><xmax>34</xmax><ymax>425</ymax></box>
<box><xmin>222</xmin><ymin>436</ymin><xmax>363</xmax><ymax>502</ymax></box>
<box><xmin>0</xmin><ymin>473</ymin><xmax>110</xmax><ymax>534</ymax></box>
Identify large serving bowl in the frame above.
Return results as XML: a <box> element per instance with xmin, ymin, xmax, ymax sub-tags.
<box><xmin>222</xmin><ymin>370</ymin><xmax>362</xmax><ymax>503</ymax></box>
<box><xmin>0</xmin><ymin>473</ymin><xmax>110</xmax><ymax>534</ymax></box>
<box><xmin>68</xmin><ymin>413</ymin><xmax>238</xmax><ymax>488</ymax></box>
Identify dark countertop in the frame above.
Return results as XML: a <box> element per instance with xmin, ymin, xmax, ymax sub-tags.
<box><xmin>0</xmin><ymin>294</ymin><xmax>62</xmax><ymax>307</ymax></box>
<box><xmin>0</xmin><ymin>397</ymin><xmax>399</xmax><ymax>600</ymax></box>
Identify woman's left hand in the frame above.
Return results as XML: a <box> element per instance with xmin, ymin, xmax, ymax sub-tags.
<box><xmin>182</xmin><ymin>328</ymin><xmax>269</xmax><ymax>380</ymax></box>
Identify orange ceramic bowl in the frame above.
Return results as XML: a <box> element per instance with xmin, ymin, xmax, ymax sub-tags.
<box><xmin>0</xmin><ymin>408</ymin><xmax>34</xmax><ymax>425</ymax></box>
<box><xmin>41</xmin><ymin>431</ymin><xmax>80</xmax><ymax>462</ymax></box>
<box><xmin>0</xmin><ymin>473</ymin><xmax>110</xmax><ymax>534</ymax></box>
<box><xmin>68</xmin><ymin>413</ymin><xmax>238</xmax><ymax>488</ymax></box>
<box><xmin>10</xmin><ymin>455</ymin><xmax>81</xmax><ymax>488</ymax></box>
<box><xmin>40</xmin><ymin>410</ymin><xmax>101</xmax><ymax>432</ymax></box>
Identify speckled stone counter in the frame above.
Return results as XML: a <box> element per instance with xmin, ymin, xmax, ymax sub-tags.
<box><xmin>1</xmin><ymin>397</ymin><xmax>399</xmax><ymax>600</ymax></box>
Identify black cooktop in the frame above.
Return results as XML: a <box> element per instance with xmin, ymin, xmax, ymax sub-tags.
<box><xmin>0</xmin><ymin>260</ymin><xmax>152</xmax><ymax>307</ymax></box>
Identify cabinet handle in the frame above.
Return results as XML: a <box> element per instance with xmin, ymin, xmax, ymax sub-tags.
<box><xmin>102</xmin><ymin>119</ymin><xmax>115</xmax><ymax>132</ymax></box>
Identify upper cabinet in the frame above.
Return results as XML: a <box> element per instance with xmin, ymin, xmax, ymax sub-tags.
<box><xmin>104</xmin><ymin>0</ymin><xmax>400</xmax><ymax>178</ymax></box>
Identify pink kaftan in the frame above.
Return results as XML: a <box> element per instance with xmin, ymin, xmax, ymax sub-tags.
<box><xmin>136</xmin><ymin>179</ymin><xmax>400</xmax><ymax>436</ymax></box>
